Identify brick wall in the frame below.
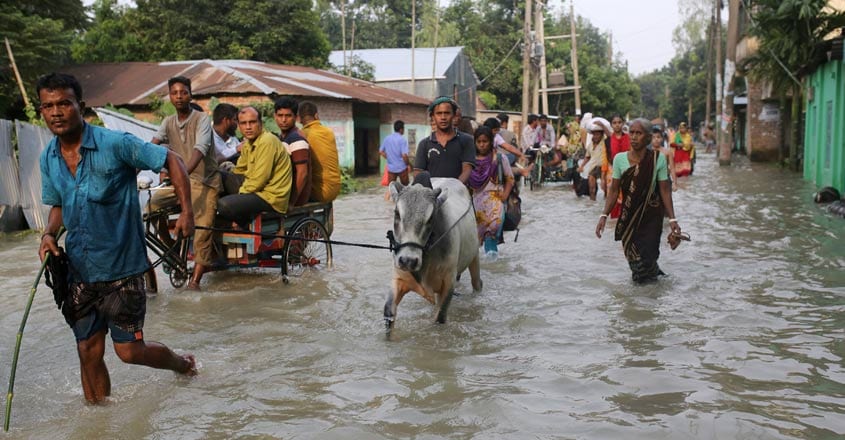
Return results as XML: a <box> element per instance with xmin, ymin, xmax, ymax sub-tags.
<box><xmin>746</xmin><ymin>79</ymin><xmax>783</xmax><ymax>162</ymax></box>
<box><xmin>380</xmin><ymin>104</ymin><xmax>429</xmax><ymax>125</ymax></box>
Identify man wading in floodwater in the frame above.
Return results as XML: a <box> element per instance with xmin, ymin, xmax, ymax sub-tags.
<box><xmin>37</xmin><ymin>73</ymin><xmax>197</xmax><ymax>404</ymax></box>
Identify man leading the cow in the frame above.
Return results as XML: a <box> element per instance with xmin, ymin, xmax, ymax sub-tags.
<box><xmin>414</xmin><ymin>96</ymin><xmax>475</xmax><ymax>185</ymax></box>
<box><xmin>38</xmin><ymin>73</ymin><xmax>197</xmax><ymax>404</ymax></box>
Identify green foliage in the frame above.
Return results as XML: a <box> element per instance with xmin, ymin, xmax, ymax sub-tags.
<box><xmin>104</xmin><ymin>103</ymin><xmax>135</xmax><ymax>118</ymax></box>
<box><xmin>148</xmin><ymin>94</ymin><xmax>175</xmax><ymax>124</ymax></box>
<box><xmin>330</xmin><ymin>55</ymin><xmax>375</xmax><ymax>81</ymax></box>
<box><xmin>634</xmin><ymin>37</ymin><xmax>709</xmax><ymax>125</ymax></box>
<box><xmin>0</xmin><ymin>1</ymin><xmax>83</xmax><ymax>118</ymax></box>
<box><xmin>478</xmin><ymin>90</ymin><xmax>498</xmax><ymax>109</ymax></box>
<box><xmin>744</xmin><ymin>0</ymin><xmax>845</xmax><ymax>92</ymax></box>
<box><xmin>633</xmin><ymin>0</ymin><xmax>714</xmax><ymax>126</ymax></box>
<box><xmin>247</xmin><ymin>101</ymin><xmax>279</xmax><ymax>134</ymax></box>
<box><xmin>317</xmin><ymin>0</ymin><xmax>419</xmax><ymax>50</ymax></box>
<box><xmin>543</xmin><ymin>14</ymin><xmax>640</xmax><ymax>117</ymax></box>
<box><xmin>208</xmin><ymin>97</ymin><xmax>220</xmax><ymax>113</ymax></box>
<box><xmin>72</xmin><ymin>0</ymin><xmax>330</xmax><ymax>68</ymax></box>
<box><xmin>71</xmin><ymin>0</ymin><xmax>143</xmax><ymax>63</ymax></box>
<box><xmin>340</xmin><ymin>167</ymin><xmax>359</xmax><ymax>194</ymax></box>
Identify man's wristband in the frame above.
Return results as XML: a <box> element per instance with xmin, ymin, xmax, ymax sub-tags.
<box><xmin>668</xmin><ymin>218</ymin><xmax>678</xmax><ymax>223</ymax></box>
<box><xmin>599</xmin><ymin>214</ymin><xmax>608</xmax><ymax>219</ymax></box>
<box><xmin>40</xmin><ymin>232</ymin><xmax>56</xmax><ymax>241</ymax></box>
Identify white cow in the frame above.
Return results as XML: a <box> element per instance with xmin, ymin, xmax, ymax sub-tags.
<box><xmin>385</xmin><ymin>174</ymin><xmax>482</xmax><ymax>331</ymax></box>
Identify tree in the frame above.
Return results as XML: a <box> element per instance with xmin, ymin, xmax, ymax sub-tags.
<box><xmin>71</xmin><ymin>0</ymin><xmax>143</xmax><ymax>63</ymax></box>
<box><xmin>744</xmin><ymin>0</ymin><xmax>845</xmax><ymax>168</ymax></box>
<box><xmin>73</xmin><ymin>0</ymin><xmax>331</xmax><ymax>68</ymax></box>
<box><xmin>330</xmin><ymin>55</ymin><xmax>375</xmax><ymax>81</ymax></box>
<box><xmin>672</xmin><ymin>0</ymin><xmax>713</xmax><ymax>53</ymax></box>
<box><xmin>0</xmin><ymin>1</ymin><xmax>85</xmax><ymax>118</ymax></box>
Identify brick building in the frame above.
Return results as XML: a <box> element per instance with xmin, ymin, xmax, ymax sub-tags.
<box><xmin>60</xmin><ymin>60</ymin><xmax>430</xmax><ymax>175</ymax></box>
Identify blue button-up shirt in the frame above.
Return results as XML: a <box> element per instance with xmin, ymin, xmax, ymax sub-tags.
<box><xmin>379</xmin><ymin>132</ymin><xmax>409</xmax><ymax>173</ymax></box>
<box><xmin>40</xmin><ymin>123</ymin><xmax>168</xmax><ymax>283</ymax></box>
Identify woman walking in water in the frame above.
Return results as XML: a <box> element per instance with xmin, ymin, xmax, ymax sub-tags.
<box><xmin>595</xmin><ymin>118</ymin><xmax>683</xmax><ymax>283</ymax></box>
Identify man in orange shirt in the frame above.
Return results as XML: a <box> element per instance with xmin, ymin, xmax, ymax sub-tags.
<box><xmin>298</xmin><ymin>101</ymin><xmax>341</xmax><ymax>203</ymax></box>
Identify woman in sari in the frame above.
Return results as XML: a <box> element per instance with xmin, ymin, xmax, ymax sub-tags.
<box><xmin>671</xmin><ymin>122</ymin><xmax>694</xmax><ymax>177</ymax></box>
<box><xmin>595</xmin><ymin>118</ymin><xmax>682</xmax><ymax>283</ymax></box>
<box><xmin>470</xmin><ymin>126</ymin><xmax>515</xmax><ymax>259</ymax></box>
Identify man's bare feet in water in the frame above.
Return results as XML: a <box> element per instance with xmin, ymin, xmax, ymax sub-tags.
<box><xmin>180</xmin><ymin>354</ymin><xmax>198</xmax><ymax>376</ymax></box>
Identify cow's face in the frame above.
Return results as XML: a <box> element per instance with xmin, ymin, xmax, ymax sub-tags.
<box><xmin>389</xmin><ymin>181</ymin><xmax>442</xmax><ymax>272</ymax></box>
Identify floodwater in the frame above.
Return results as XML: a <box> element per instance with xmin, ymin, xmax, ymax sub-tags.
<box><xmin>1</xmin><ymin>153</ymin><xmax>844</xmax><ymax>439</ymax></box>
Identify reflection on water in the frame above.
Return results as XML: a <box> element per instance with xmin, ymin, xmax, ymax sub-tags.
<box><xmin>1</xmin><ymin>153</ymin><xmax>844</xmax><ymax>439</ymax></box>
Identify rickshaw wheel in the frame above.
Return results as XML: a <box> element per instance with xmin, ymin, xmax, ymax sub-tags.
<box><xmin>169</xmin><ymin>266</ymin><xmax>189</xmax><ymax>288</ymax></box>
<box><xmin>283</xmin><ymin>218</ymin><xmax>333</xmax><ymax>278</ymax></box>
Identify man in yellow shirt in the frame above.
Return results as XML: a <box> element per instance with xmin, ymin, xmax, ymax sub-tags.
<box><xmin>298</xmin><ymin>101</ymin><xmax>341</xmax><ymax>203</ymax></box>
<box><xmin>217</xmin><ymin>106</ymin><xmax>292</xmax><ymax>227</ymax></box>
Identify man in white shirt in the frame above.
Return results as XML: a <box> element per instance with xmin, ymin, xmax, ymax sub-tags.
<box><xmin>212</xmin><ymin>103</ymin><xmax>242</xmax><ymax>163</ymax></box>
<box><xmin>520</xmin><ymin>114</ymin><xmax>539</xmax><ymax>152</ymax></box>
<box><xmin>535</xmin><ymin>114</ymin><xmax>556</xmax><ymax>147</ymax></box>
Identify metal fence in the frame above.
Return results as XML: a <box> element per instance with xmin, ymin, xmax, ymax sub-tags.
<box><xmin>0</xmin><ymin>109</ymin><xmax>159</xmax><ymax>232</ymax></box>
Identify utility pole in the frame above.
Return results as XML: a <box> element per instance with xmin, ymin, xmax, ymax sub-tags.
<box><xmin>350</xmin><ymin>15</ymin><xmax>356</xmax><ymax>52</ymax></box>
<box><xmin>608</xmin><ymin>30</ymin><xmax>613</xmax><ymax>64</ymax></box>
<box><xmin>720</xmin><ymin>0</ymin><xmax>738</xmax><ymax>166</ymax></box>
<box><xmin>411</xmin><ymin>0</ymin><xmax>416</xmax><ymax>92</ymax></box>
<box><xmin>521</xmin><ymin>0</ymin><xmax>533</xmax><ymax>130</ymax></box>
<box><xmin>569</xmin><ymin>0</ymin><xmax>582</xmax><ymax>116</ymax></box>
<box><xmin>704</xmin><ymin>11</ymin><xmax>714</xmax><ymax>130</ymax></box>
<box><xmin>714</xmin><ymin>0</ymin><xmax>722</xmax><ymax>149</ymax></box>
<box><xmin>341</xmin><ymin>1</ymin><xmax>346</xmax><ymax>75</ymax></box>
<box><xmin>537</xmin><ymin>1</ymin><xmax>549</xmax><ymax>115</ymax></box>
<box><xmin>431</xmin><ymin>1</ymin><xmax>440</xmax><ymax>99</ymax></box>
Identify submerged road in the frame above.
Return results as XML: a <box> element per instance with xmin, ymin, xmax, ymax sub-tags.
<box><xmin>1</xmin><ymin>152</ymin><xmax>844</xmax><ymax>439</ymax></box>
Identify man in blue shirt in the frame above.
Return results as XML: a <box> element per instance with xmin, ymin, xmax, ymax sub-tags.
<box><xmin>379</xmin><ymin>120</ymin><xmax>411</xmax><ymax>185</ymax></box>
<box><xmin>37</xmin><ymin>73</ymin><xmax>198</xmax><ymax>404</ymax></box>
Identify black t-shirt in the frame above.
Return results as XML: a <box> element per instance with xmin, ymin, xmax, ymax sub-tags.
<box><xmin>414</xmin><ymin>129</ymin><xmax>476</xmax><ymax>179</ymax></box>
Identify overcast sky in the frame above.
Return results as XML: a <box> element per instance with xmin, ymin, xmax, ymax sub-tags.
<box><xmin>548</xmin><ymin>0</ymin><xmax>683</xmax><ymax>76</ymax></box>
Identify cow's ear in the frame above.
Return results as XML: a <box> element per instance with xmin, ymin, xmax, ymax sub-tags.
<box><xmin>389</xmin><ymin>180</ymin><xmax>404</xmax><ymax>201</ymax></box>
<box><xmin>433</xmin><ymin>187</ymin><xmax>446</xmax><ymax>207</ymax></box>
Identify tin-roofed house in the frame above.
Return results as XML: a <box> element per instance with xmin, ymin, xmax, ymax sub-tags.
<box><xmin>329</xmin><ymin>47</ymin><xmax>480</xmax><ymax>120</ymax></box>
<box><xmin>60</xmin><ymin>59</ymin><xmax>430</xmax><ymax>175</ymax></box>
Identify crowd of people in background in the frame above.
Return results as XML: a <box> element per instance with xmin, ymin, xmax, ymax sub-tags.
<box><xmin>392</xmin><ymin>96</ymin><xmax>695</xmax><ymax>283</ymax></box>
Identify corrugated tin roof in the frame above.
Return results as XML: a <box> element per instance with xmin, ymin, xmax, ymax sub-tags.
<box><xmin>328</xmin><ymin>47</ymin><xmax>464</xmax><ymax>82</ymax></box>
<box><xmin>59</xmin><ymin>60</ymin><xmax>430</xmax><ymax>107</ymax></box>
<box><xmin>95</xmin><ymin>107</ymin><xmax>158</xmax><ymax>141</ymax></box>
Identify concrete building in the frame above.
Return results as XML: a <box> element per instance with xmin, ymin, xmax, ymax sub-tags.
<box><xmin>803</xmin><ymin>31</ymin><xmax>845</xmax><ymax>193</ymax></box>
<box><xmin>60</xmin><ymin>60</ymin><xmax>430</xmax><ymax>175</ymax></box>
<box><xmin>329</xmin><ymin>47</ymin><xmax>480</xmax><ymax>119</ymax></box>
<box><xmin>731</xmin><ymin>0</ymin><xmax>787</xmax><ymax>162</ymax></box>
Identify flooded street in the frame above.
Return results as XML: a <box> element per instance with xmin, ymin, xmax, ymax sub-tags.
<box><xmin>1</xmin><ymin>153</ymin><xmax>844</xmax><ymax>439</ymax></box>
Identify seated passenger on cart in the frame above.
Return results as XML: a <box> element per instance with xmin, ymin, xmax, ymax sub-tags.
<box><xmin>217</xmin><ymin>106</ymin><xmax>293</xmax><ymax>229</ymax></box>
<box><xmin>298</xmin><ymin>101</ymin><xmax>341</xmax><ymax>204</ymax></box>
<box><xmin>274</xmin><ymin>97</ymin><xmax>311</xmax><ymax>207</ymax></box>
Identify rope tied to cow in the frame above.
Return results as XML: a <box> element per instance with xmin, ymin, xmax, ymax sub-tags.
<box><xmin>385</xmin><ymin>199</ymin><xmax>475</xmax><ymax>254</ymax></box>
<box><xmin>193</xmin><ymin>225</ymin><xmax>394</xmax><ymax>251</ymax></box>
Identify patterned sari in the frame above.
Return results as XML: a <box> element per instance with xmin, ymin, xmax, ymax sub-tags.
<box><xmin>672</xmin><ymin>132</ymin><xmax>693</xmax><ymax>177</ymax></box>
<box><xmin>614</xmin><ymin>150</ymin><xmax>665</xmax><ymax>283</ymax></box>
<box><xmin>471</xmin><ymin>153</ymin><xmax>514</xmax><ymax>244</ymax></box>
